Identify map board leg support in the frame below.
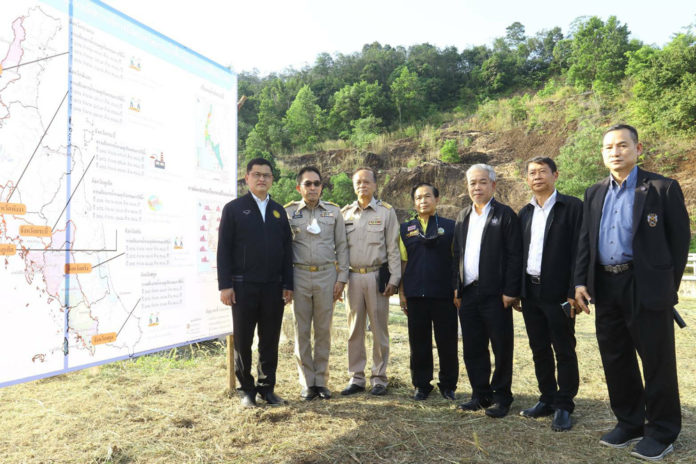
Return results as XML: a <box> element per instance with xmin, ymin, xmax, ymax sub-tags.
<box><xmin>226</xmin><ymin>334</ymin><xmax>235</xmax><ymax>392</ymax></box>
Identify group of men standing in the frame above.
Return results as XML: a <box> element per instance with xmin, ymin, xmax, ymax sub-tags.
<box><xmin>217</xmin><ymin>124</ymin><xmax>689</xmax><ymax>462</ymax></box>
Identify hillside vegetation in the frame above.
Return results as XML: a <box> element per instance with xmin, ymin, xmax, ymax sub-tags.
<box><xmin>236</xmin><ymin>16</ymin><xmax>696</xmax><ymax>244</ymax></box>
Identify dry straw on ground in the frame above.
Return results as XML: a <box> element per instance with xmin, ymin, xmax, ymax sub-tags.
<box><xmin>1</xmin><ymin>299</ymin><xmax>695</xmax><ymax>463</ymax></box>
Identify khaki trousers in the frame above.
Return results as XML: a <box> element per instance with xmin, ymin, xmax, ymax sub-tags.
<box><xmin>346</xmin><ymin>271</ymin><xmax>389</xmax><ymax>387</ymax></box>
<box><xmin>292</xmin><ymin>267</ymin><xmax>337</xmax><ymax>388</ymax></box>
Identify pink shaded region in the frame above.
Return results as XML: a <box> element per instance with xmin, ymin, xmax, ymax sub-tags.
<box><xmin>1</xmin><ymin>17</ymin><xmax>26</xmax><ymax>68</ymax></box>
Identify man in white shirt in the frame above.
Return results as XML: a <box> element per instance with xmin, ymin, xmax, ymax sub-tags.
<box><xmin>452</xmin><ymin>164</ymin><xmax>522</xmax><ymax>418</ymax></box>
<box><xmin>516</xmin><ymin>157</ymin><xmax>582</xmax><ymax>431</ymax></box>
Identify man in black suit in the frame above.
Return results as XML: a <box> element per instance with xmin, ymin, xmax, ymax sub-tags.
<box><xmin>517</xmin><ymin>157</ymin><xmax>582</xmax><ymax>431</ymax></box>
<box><xmin>453</xmin><ymin>163</ymin><xmax>522</xmax><ymax>418</ymax></box>
<box><xmin>575</xmin><ymin>124</ymin><xmax>690</xmax><ymax>461</ymax></box>
<box><xmin>217</xmin><ymin>158</ymin><xmax>294</xmax><ymax>408</ymax></box>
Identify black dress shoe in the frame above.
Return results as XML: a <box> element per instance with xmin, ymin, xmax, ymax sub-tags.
<box><xmin>240</xmin><ymin>392</ymin><xmax>257</xmax><ymax>408</ymax></box>
<box><xmin>413</xmin><ymin>388</ymin><xmax>430</xmax><ymax>401</ymax></box>
<box><xmin>370</xmin><ymin>384</ymin><xmax>387</xmax><ymax>396</ymax></box>
<box><xmin>301</xmin><ymin>387</ymin><xmax>318</xmax><ymax>401</ymax></box>
<box><xmin>520</xmin><ymin>401</ymin><xmax>554</xmax><ymax>418</ymax></box>
<box><xmin>258</xmin><ymin>391</ymin><xmax>287</xmax><ymax>406</ymax></box>
<box><xmin>630</xmin><ymin>437</ymin><xmax>674</xmax><ymax>461</ymax></box>
<box><xmin>485</xmin><ymin>403</ymin><xmax>510</xmax><ymax>418</ymax></box>
<box><xmin>457</xmin><ymin>397</ymin><xmax>492</xmax><ymax>411</ymax></box>
<box><xmin>340</xmin><ymin>384</ymin><xmax>365</xmax><ymax>396</ymax></box>
<box><xmin>551</xmin><ymin>409</ymin><xmax>572</xmax><ymax>431</ymax></box>
<box><xmin>599</xmin><ymin>426</ymin><xmax>643</xmax><ymax>448</ymax></box>
<box><xmin>440</xmin><ymin>389</ymin><xmax>456</xmax><ymax>401</ymax></box>
<box><xmin>315</xmin><ymin>386</ymin><xmax>332</xmax><ymax>399</ymax></box>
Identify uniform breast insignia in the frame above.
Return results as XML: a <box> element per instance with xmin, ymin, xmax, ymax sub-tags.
<box><xmin>406</xmin><ymin>230</ymin><xmax>419</xmax><ymax>238</ymax></box>
<box><xmin>438</xmin><ymin>227</ymin><xmax>445</xmax><ymax>235</ymax></box>
<box><xmin>243</xmin><ymin>209</ymin><xmax>251</xmax><ymax>215</ymax></box>
<box><xmin>407</xmin><ymin>224</ymin><xmax>417</xmax><ymax>231</ymax></box>
<box><xmin>368</xmin><ymin>219</ymin><xmax>382</xmax><ymax>225</ymax></box>
<box><xmin>320</xmin><ymin>211</ymin><xmax>334</xmax><ymax>217</ymax></box>
<box><xmin>292</xmin><ymin>211</ymin><xmax>303</xmax><ymax>219</ymax></box>
<box><xmin>490</xmin><ymin>217</ymin><xmax>499</xmax><ymax>225</ymax></box>
<box><xmin>647</xmin><ymin>213</ymin><xmax>658</xmax><ymax>227</ymax></box>
<box><xmin>273</xmin><ymin>210</ymin><xmax>281</xmax><ymax>219</ymax></box>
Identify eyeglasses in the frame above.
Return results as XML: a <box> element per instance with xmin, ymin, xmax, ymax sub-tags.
<box><xmin>301</xmin><ymin>180</ymin><xmax>322</xmax><ymax>187</ymax></box>
<box><xmin>249</xmin><ymin>172</ymin><xmax>272</xmax><ymax>180</ymax></box>
<box><xmin>419</xmin><ymin>214</ymin><xmax>441</xmax><ymax>246</ymax></box>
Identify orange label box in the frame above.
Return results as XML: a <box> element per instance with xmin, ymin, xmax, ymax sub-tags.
<box><xmin>91</xmin><ymin>333</ymin><xmax>117</xmax><ymax>345</ymax></box>
<box><xmin>0</xmin><ymin>244</ymin><xmax>16</xmax><ymax>255</ymax></box>
<box><xmin>19</xmin><ymin>225</ymin><xmax>52</xmax><ymax>237</ymax></box>
<box><xmin>0</xmin><ymin>202</ymin><xmax>27</xmax><ymax>215</ymax></box>
<box><xmin>65</xmin><ymin>263</ymin><xmax>92</xmax><ymax>274</ymax></box>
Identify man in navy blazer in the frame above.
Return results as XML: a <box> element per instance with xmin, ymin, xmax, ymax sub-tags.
<box><xmin>218</xmin><ymin>158</ymin><xmax>294</xmax><ymax>408</ymax></box>
<box><xmin>575</xmin><ymin>124</ymin><xmax>690</xmax><ymax>461</ymax></box>
<box><xmin>453</xmin><ymin>164</ymin><xmax>522</xmax><ymax>418</ymax></box>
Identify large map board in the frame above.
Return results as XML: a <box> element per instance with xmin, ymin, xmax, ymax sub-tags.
<box><xmin>0</xmin><ymin>0</ymin><xmax>236</xmax><ymax>387</ymax></box>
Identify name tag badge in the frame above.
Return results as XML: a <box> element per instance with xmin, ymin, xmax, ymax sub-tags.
<box><xmin>406</xmin><ymin>230</ymin><xmax>419</xmax><ymax>238</ymax></box>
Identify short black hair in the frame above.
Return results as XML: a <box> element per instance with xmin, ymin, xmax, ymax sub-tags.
<box><xmin>296</xmin><ymin>166</ymin><xmax>322</xmax><ymax>185</ymax></box>
<box><xmin>411</xmin><ymin>182</ymin><xmax>439</xmax><ymax>200</ymax></box>
<box><xmin>604</xmin><ymin>124</ymin><xmax>639</xmax><ymax>144</ymax></box>
<box><xmin>525</xmin><ymin>156</ymin><xmax>557</xmax><ymax>173</ymax></box>
<box><xmin>352</xmin><ymin>167</ymin><xmax>377</xmax><ymax>183</ymax></box>
<box><xmin>246</xmin><ymin>157</ymin><xmax>273</xmax><ymax>173</ymax></box>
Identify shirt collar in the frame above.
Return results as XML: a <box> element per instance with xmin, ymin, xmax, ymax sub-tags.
<box><xmin>297</xmin><ymin>199</ymin><xmax>325</xmax><ymax>212</ymax></box>
<box><xmin>251</xmin><ymin>191</ymin><xmax>269</xmax><ymax>204</ymax></box>
<box><xmin>610</xmin><ymin>166</ymin><xmax>638</xmax><ymax>190</ymax></box>
<box><xmin>529</xmin><ymin>189</ymin><xmax>557</xmax><ymax>211</ymax></box>
<box><xmin>472</xmin><ymin>198</ymin><xmax>493</xmax><ymax>217</ymax></box>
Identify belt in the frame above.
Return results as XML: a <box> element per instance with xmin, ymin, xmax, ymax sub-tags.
<box><xmin>600</xmin><ymin>262</ymin><xmax>633</xmax><ymax>274</ymax></box>
<box><xmin>349</xmin><ymin>265</ymin><xmax>382</xmax><ymax>274</ymax></box>
<box><xmin>526</xmin><ymin>274</ymin><xmax>541</xmax><ymax>285</ymax></box>
<box><xmin>294</xmin><ymin>263</ymin><xmax>334</xmax><ymax>272</ymax></box>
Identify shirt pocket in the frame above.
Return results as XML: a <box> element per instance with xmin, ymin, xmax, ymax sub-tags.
<box><xmin>367</xmin><ymin>222</ymin><xmax>384</xmax><ymax>244</ymax></box>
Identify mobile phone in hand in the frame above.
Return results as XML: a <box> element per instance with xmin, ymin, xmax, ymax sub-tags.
<box><xmin>561</xmin><ymin>301</ymin><xmax>572</xmax><ymax>318</ymax></box>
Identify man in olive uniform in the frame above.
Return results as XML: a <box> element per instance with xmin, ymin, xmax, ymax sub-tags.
<box><xmin>340</xmin><ymin>167</ymin><xmax>401</xmax><ymax>396</ymax></box>
<box><xmin>285</xmin><ymin>166</ymin><xmax>349</xmax><ymax>401</ymax></box>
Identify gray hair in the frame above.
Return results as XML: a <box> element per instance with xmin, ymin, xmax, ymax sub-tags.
<box><xmin>466</xmin><ymin>164</ymin><xmax>496</xmax><ymax>182</ymax></box>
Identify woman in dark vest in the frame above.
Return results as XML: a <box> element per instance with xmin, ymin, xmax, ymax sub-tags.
<box><xmin>398</xmin><ymin>183</ymin><xmax>458</xmax><ymax>401</ymax></box>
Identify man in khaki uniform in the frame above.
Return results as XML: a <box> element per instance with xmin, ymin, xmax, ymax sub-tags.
<box><xmin>285</xmin><ymin>166</ymin><xmax>349</xmax><ymax>401</ymax></box>
<box><xmin>340</xmin><ymin>167</ymin><xmax>401</xmax><ymax>396</ymax></box>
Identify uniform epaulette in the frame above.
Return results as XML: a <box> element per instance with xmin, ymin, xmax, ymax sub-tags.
<box><xmin>284</xmin><ymin>200</ymin><xmax>299</xmax><ymax>208</ymax></box>
<box><xmin>341</xmin><ymin>204</ymin><xmax>352</xmax><ymax>212</ymax></box>
<box><xmin>379</xmin><ymin>200</ymin><xmax>393</xmax><ymax>209</ymax></box>
<box><xmin>323</xmin><ymin>200</ymin><xmax>339</xmax><ymax>208</ymax></box>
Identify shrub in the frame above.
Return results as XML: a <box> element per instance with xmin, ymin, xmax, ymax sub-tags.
<box><xmin>440</xmin><ymin>139</ymin><xmax>460</xmax><ymax>163</ymax></box>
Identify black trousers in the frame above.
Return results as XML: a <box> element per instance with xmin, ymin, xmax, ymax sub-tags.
<box><xmin>231</xmin><ymin>281</ymin><xmax>284</xmax><ymax>394</ymax></box>
<box><xmin>521</xmin><ymin>279</ymin><xmax>579</xmax><ymax>412</ymax></box>
<box><xmin>406</xmin><ymin>297</ymin><xmax>459</xmax><ymax>391</ymax></box>
<box><xmin>595</xmin><ymin>269</ymin><xmax>681</xmax><ymax>444</ymax></box>
<box><xmin>458</xmin><ymin>284</ymin><xmax>514</xmax><ymax>406</ymax></box>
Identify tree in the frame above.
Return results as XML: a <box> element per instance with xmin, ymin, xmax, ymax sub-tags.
<box><xmin>566</xmin><ymin>16</ymin><xmax>639</xmax><ymax>92</ymax></box>
<box><xmin>390</xmin><ymin>67</ymin><xmax>423</xmax><ymax>126</ymax></box>
<box><xmin>283</xmin><ymin>85</ymin><xmax>324</xmax><ymax>151</ymax></box>
<box><xmin>323</xmin><ymin>173</ymin><xmax>354</xmax><ymax>207</ymax></box>
<box><xmin>555</xmin><ymin>122</ymin><xmax>606</xmax><ymax>198</ymax></box>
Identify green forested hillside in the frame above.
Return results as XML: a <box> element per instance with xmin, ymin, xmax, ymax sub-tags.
<box><xmin>236</xmin><ymin>16</ymin><xmax>696</xmax><ymax>245</ymax></box>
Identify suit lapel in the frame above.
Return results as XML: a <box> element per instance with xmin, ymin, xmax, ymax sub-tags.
<box><xmin>591</xmin><ymin>179</ymin><xmax>610</xmax><ymax>246</ymax></box>
<box><xmin>632</xmin><ymin>168</ymin><xmax>649</xmax><ymax>238</ymax></box>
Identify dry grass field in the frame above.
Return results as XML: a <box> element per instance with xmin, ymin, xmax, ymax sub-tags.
<box><xmin>1</xmin><ymin>298</ymin><xmax>696</xmax><ymax>464</ymax></box>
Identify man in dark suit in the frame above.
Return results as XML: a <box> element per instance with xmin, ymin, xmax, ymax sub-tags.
<box><xmin>517</xmin><ymin>157</ymin><xmax>582</xmax><ymax>431</ymax></box>
<box><xmin>217</xmin><ymin>158</ymin><xmax>294</xmax><ymax>408</ymax></box>
<box><xmin>453</xmin><ymin>164</ymin><xmax>522</xmax><ymax>418</ymax></box>
<box><xmin>575</xmin><ymin>124</ymin><xmax>690</xmax><ymax>461</ymax></box>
